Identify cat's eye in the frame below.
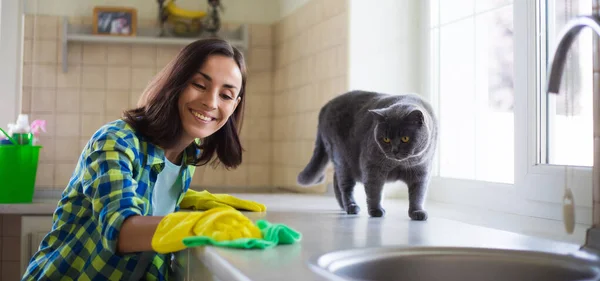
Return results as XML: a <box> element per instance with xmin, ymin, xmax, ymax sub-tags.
<box><xmin>383</xmin><ymin>137</ymin><xmax>391</xmax><ymax>143</ymax></box>
<box><xmin>401</xmin><ymin>136</ymin><xmax>410</xmax><ymax>143</ymax></box>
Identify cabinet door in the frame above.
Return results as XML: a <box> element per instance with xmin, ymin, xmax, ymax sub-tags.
<box><xmin>20</xmin><ymin>216</ymin><xmax>53</xmax><ymax>275</ymax></box>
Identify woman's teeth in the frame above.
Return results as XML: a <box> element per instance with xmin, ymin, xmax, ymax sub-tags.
<box><xmin>192</xmin><ymin>110</ymin><xmax>212</xmax><ymax>121</ymax></box>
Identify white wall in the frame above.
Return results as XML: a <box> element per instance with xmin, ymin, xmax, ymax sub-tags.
<box><xmin>348</xmin><ymin>0</ymin><xmax>422</xmax><ymax>95</ymax></box>
<box><xmin>0</xmin><ymin>0</ymin><xmax>23</xmax><ymax>130</ymax></box>
<box><xmin>24</xmin><ymin>0</ymin><xmax>281</xmax><ymax>24</ymax></box>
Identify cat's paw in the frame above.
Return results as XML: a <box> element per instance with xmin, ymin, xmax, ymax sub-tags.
<box><xmin>345</xmin><ymin>204</ymin><xmax>360</xmax><ymax>215</ymax></box>
<box><xmin>409</xmin><ymin>209</ymin><xmax>428</xmax><ymax>221</ymax></box>
<box><xmin>368</xmin><ymin>207</ymin><xmax>386</xmax><ymax>217</ymax></box>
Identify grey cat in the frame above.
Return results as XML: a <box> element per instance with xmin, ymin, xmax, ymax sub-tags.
<box><xmin>297</xmin><ymin>90</ymin><xmax>438</xmax><ymax>220</ymax></box>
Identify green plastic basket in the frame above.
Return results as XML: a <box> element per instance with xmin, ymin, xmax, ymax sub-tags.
<box><xmin>0</xmin><ymin>145</ymin><xmax>41</xmax><ymax>203</ymax></box>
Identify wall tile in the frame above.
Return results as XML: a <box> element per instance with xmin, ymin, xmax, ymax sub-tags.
<box><xmin>33</xmin><ymin>15</ymin><xmax>59</xmax><ymax>39</ymax></box>
<box><xmin>81</xmin><ymin>90</ymin><xmax>106</xmax><ymax>114</ymax></box>
<box><xmin>240</xmin><ymin>117</ymin><xmax>271</xmax><ymax>140</ymax></box>
<box><xmin>248</xmin><ymin>48</ymin><xmax>273</xmax><ymax>72</ymax></box>
<box><xmin>131</xmin><ymin>46</ymin><xmax>157</xmax><ymax>67</ymax></box>
<box><xmin>21</xmin><ymin>87</ymin><xmax>32</xmax><ymax>114</ymax></box>
<box><xmin>31</xmin><ymin>88</ymin><xmax>56</xmax><ymax>114</ymax></box>
<box><xmin>55</xmin><ymin>114</ymin><xmax>81</xmax><ymax>137</ymax></box>
<box><xmin>202</xmin><ymin>167</ymin><xmax>226</xmax><ymax>186</ymax></box>
<box><xmin>81</xmin><ymin>114</ymin><xmax>105</xmax><ymax>138</ymax></box>
<box><xmin>245</xmin><ymin>140</ymin><xmax>271</xmax><ymax>165</ymax></box>
<box><xmin>245</xmin><ymin>94</ymin><xmax>272</xmax><ymax>118</ymax></box>
<box><xmin>32</xmin><ymin>64</ymin><xmax>57</xmax><ymax>88</ymax></box>
<box><xmin>24</xmin><ymin>15</ymin><xmax>34</xmax><ymax>39</ymax></box>
<box><xmin>38</xmin><ymin>167</ymin><xmax>55</xmax><ymax>188</ymax></box>
<box><xmin>250</xmin><ymin>24</ymin><xmax>273</xmax><ymax>47</ymax></box>
<box><xmin>322</xmin><ymin>0</ymin><xmax>347</xmax><ymax>18</ymax></box>
<box><xmin>81</xmin><ymin>66</ymin><xmax>107</xmax><ymax>89</ymax></box>
<box><xmin>190</xmin><ymin>166</ymin><xmax>206</xmax><ymax>187</ymax></box>
<box><xmin>56</xmin><ymin>89</ymin><xmax>80</xmax><ymax>113</ymax></box>
<box><xmin>106</xmin><ymin>66</ymin><xmax>131</xmax><ymax>90</ymax></box>
<box><xmin>82</xmin><ymin>44</ymin><xmax>107</xmax><ymax>65</ymax></box>
<box><xmin>60</xmin><ymin>42</ymin><xmax>83</xmax><ymax>65</ymax></box>
<box><xmin>37</xmin><ymin>136</ymin><xmax>55</xmax><ymax>163</ymax></box>
<box><xmin>248</xmin><ymin>165</ymin><xmax>270</xmax><ymax>187</ymax></box>
<box><xmin>56</xmin><ymin>65</ymin><xmax>82</xmax><ymax>89</ymax></box>
<box><xmin>156</xmin><ymin>46</ymin><xmax>181</xmax><ymax>67</ymax></box>
<box><xmin>131</xmin><ymin>68</ymin><xmax>156</xmax><ymax>90</ymax></box>
<box><xmin>23</xmin><ymin>39</ymin><xmax>33</xmax><ymax>63</ymax></box>
<box><xmin>224</xmin><ymin>165</ymin><xmax>247</xmax><ymax>187</ymax></box>
<box><xmin>55</xmin><ymin>137</ymin><xmax>82</xmax><ymax>162</ymax></box>
<box><xmin>54</xmin><ymin>163</ymin><xmax>76</xmax><ymax>188</ymax></box>
<box><xmin>32</xmin><ymin>40</ymin><xmax>58</xmax><ymax>64</ymax></box>
<box><xmin>105</xmin><ymin>91</ymin><xmax>130</xmax><ymax>117</ymax></box>
<box><xmin>23</xmin><ymin>64</ymin><xmax>33</xmax><ymax>88</ymax></box>
<box><xmin>107</xmin><ymin>45</ymin><xmax>132</xmax><ymax>66</ymax></box>
<box><xmin>130</xmin><ymin>90</ymin><xmax>143</xmax><ymax>108</ymax></box>
<box><xmin>246</xmin><ymin>71</ymin><xmax>272</xmax><ymax>94</ymax></box>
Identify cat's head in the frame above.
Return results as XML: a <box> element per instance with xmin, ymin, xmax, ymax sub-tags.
<box><xmin>369</xmin><ymin>105</ymin><xmax>430</xmax><ymax>161</ymax></box>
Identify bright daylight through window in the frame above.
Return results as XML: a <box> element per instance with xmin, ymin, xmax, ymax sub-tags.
<box><xmin>429</xmin><ymin>0</ymin><xmax>593</xmax><ymax>184</ymax></box>
<box><xmin>544</xmin><ymin>0</ymin><xmax>593</xmax><ymax>167</ymax></box>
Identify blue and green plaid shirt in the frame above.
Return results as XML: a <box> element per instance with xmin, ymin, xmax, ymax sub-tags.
<box><xmin>22</xmin><ymin>119</ymin><xmax>197</xmax><ymax>281</ymax></box>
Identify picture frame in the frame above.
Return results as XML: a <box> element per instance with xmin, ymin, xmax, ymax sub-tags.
<box><xmin>93</xmin><ymin>6</ymin><xmax>137</xmax><ymax>36</ymax></box>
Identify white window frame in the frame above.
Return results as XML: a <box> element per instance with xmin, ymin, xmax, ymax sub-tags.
<box><xmin>0</xmin><ymin>0</ymin><xmax>23</xmax><ymax>128</ymax></box>
<box><xmin>425</xmin><ymin>0</ymin><xmax>593</xmax><ymax>225</ymax></box>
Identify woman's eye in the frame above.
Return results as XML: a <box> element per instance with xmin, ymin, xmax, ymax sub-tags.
<box><xmin>193</xmin><ymin>83</ymin><xmax>206</xmax><ymax>90</ymax></box>
<box><xmin>220</xmin><ymin>93</ymin><xmax>233</xmax><ymax>100</ymax></box>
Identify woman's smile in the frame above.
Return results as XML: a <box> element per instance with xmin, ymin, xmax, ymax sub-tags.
<box><xmin>189</xmin><ymin>108</ymin><xmax>216</xmax><ymax>123</ymax></box>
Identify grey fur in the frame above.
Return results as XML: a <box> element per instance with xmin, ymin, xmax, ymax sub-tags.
<box><xmin>297</xmin><ymin>90</ymin><xmax>438</xmax><ymax>220</ymax></box>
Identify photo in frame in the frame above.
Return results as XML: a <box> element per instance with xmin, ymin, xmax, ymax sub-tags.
<box><xmin>93</xmin><ymin>6</ymin><xmax>137</xmax><ymax>36</ymax></box>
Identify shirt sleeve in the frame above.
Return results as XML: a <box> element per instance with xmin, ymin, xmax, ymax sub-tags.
<box><xmin>80</xmin><ymin>130</ymin><xmax>148</xmax><ymax>254</ymax></box>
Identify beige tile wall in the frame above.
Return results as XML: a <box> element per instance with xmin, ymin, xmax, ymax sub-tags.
<box><xmin>271</xmin><ymin>0</ymin><xmax>349</xmax><ymax>192</ymax></box>
<box><xmin>21</xmin><ymin>15</ymin><xmax>274</xmax><ymax>191</ymax></box>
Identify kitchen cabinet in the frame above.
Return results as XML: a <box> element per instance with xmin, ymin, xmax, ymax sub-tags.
<box><xmin>19</xmin><ymin>215</ymin><xmax>53</xmax><ymax>275</ymax></box>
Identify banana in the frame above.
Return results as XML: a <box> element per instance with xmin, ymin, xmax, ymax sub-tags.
<box><xmin>165</xmin><ymin>0</ymin><xmax>207</xmax><ymax>19</ymax></box>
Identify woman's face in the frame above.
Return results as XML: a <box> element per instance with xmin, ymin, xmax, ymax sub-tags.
<box><xmin>178</xmin><ymin>54</ymin><xmax>242</xmax><ymax>140</ymax></box>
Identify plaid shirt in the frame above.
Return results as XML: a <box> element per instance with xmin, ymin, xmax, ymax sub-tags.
<box><xmin>22</xmin><ymin>119</ymin><xmax>197</xmax><ymax>281</ymax></box>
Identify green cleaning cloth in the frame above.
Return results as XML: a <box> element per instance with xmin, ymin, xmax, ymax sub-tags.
<box><xmin>181</xmin><ymin>219</ymin><xmax>302</xmax><ymax>249</ymax></box>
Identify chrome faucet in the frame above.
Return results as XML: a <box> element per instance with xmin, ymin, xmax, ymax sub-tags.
<box><xmin>547</xmin><ymin>15</ymin><xmax>600</xmax><ymax>254</ymax></box>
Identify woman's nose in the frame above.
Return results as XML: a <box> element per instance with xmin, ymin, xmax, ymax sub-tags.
<box><xmin>202</xmin><ymin>88</ymin><xmax>218</xmax><ymax>109</ymax></box>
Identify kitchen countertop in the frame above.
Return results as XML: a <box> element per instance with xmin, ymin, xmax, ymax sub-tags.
<box><xmin>174</xmin><ymin>193</ymin><xmax>593</xmax><ymax>281</ymax></box>
<box><xmin>0</xmin><ymin>198</ymin><xmax>58</xmax><ymax>214</ymax></box>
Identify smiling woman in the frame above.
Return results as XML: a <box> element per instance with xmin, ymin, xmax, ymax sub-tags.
<box><xmin>124</xmin><ymin>38</ymin><xmax>247</xmax><ymax>168</ymax></box>
<box><xmin>20</xmin><ymin>38</ymin><xmax>261</xmax><ymax>281</ymax></box>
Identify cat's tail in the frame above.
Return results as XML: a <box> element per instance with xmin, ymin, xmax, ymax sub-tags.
<box><xmin>297</xmin><ymin>130</ymin><xmax>329</xmax><ymax>186</ymax></box>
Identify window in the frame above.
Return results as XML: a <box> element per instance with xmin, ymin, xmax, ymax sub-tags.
<box><xmin>543</xmin><ymin>0</ymin><xmax>593</xmax><ymax>167</ymax></box>
<box><xmin>427</xmin><ymin>0</ymin><xmax>593</xmax><ymax>222</ymax></box>
<box><xmin>430</xmin><ymin>0</ymin><xmax>515</xmax><ymax>184</ymax></box>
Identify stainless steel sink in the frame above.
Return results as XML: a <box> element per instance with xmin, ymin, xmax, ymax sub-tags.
<box><xmin>308</xmin><ymin>246</ymin><xmax>600</xmax><ymax>281</ymax></box>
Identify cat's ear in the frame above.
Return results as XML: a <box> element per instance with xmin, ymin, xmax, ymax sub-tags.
<box><xmin>369</xmin><ymin>109</ymin><xmax>387</xmax><ymax>121</ymax></box>
<box><xmin>406</xmin><ymin>110</ymin><xmax>424</xmax><ymax>124</ymax></box>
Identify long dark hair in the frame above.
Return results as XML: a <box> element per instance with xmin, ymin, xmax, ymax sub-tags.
<box><xmin>123</xmin><ymin>38</ymin><xmax>247</xmax><ymax>169</ymax></box>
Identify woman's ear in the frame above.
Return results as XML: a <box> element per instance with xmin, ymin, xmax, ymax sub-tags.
<box><xmin>234</xmin><ymin>96</ymin><xmax>241</xmax><ymax>111</ymax></box>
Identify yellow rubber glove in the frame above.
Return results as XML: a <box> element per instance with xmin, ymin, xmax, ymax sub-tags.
<box><xmin>151</xmin><ymin>207</ymin><xmax>262</xmax><ymax>254</ymax></box>
<box><xmin>179</xmin><ymin>189</ymin><xmax>267</xmax><ymax>212</ymax></box>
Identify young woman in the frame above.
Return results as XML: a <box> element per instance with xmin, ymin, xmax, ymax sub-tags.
<box><xmin>22</xmin><ymin>38</ymin><xmax>250</xmax><ymax>281</ymax></box>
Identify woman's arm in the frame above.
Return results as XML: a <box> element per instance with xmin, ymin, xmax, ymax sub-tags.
<box><xmin>117</xmin><ymin>215</ymin><xmax>164</xmax><ymax>254</ymax></box>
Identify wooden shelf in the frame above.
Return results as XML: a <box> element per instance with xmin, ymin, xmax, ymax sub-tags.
<box><xmin>61</xmin><ymin>17</ymin><xmax>249</xmax><ymax>72</ymax></box>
